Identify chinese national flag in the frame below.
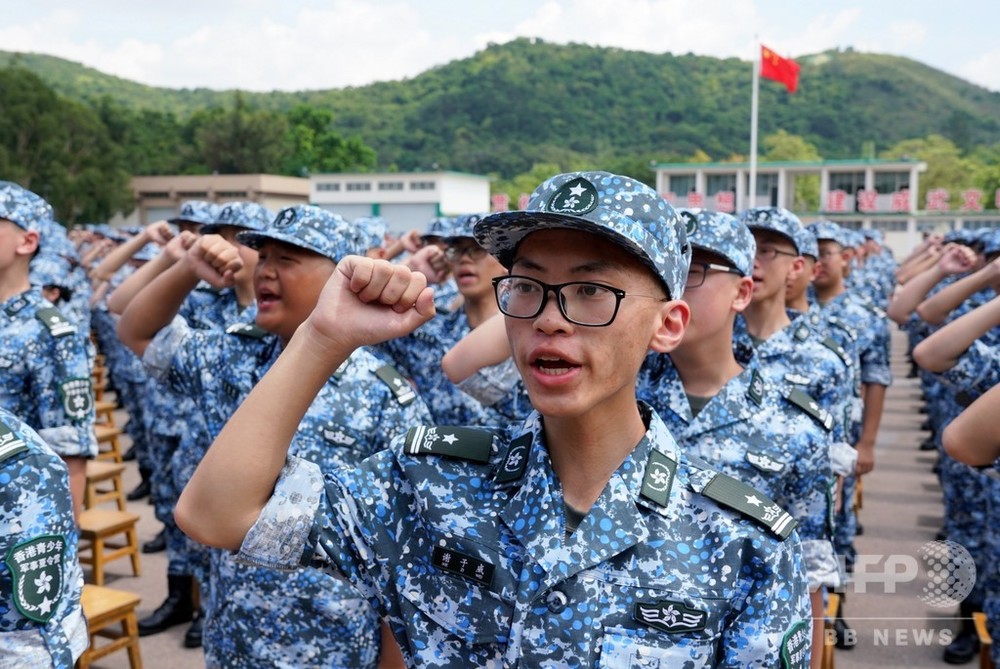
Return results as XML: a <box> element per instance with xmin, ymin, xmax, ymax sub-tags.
<box><xmin>760</xmin><ymin>45</ymin><xmax>799</xmax><ymax>93</ymax></box>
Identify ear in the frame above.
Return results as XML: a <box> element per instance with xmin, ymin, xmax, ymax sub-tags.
<box><xmin>787</xmin><ymin>256</ymin><xmax>806</xmax><ymax>282</ymax></box>
<box><xmin>731</xmin><ymin>276</ymin><xmax>754</xmax><ymax>313</ymax></box>
<box><xmin>648</xmin><ymin>299</ymin><xmax>690</xmax><ymax>354</ymax></box>
<box><xmin>15</xmin><ymin>230</ymin><xmax>39</xmax><ymax>257</ymax></box>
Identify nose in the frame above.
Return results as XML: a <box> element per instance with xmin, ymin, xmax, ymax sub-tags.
<box><xmin>532</xmin><ymin>288</ymin><xmax>573</xmax><ymax>335</ymax></box>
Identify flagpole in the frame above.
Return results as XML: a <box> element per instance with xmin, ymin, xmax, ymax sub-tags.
<box><xmin>748</xmin><ymin>36</ymin><xmax>760</xmax><ymax>212</ymax></box>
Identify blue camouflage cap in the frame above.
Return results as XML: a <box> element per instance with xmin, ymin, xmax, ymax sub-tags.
<box><xmin>793</xmin><ymin>226</ymin><xmax>819</xmax><ymax>260</ymax></box>
<box><xmin>861</xmin><ymin>228</ymin><xmax>884</xmax><ymax>243</ymax></box>
<box><xmin>237</xmin><ymin>205</ymin><xmax>362</xmax><ymax>263</ymax></box>
<box><xmin>677</xmin><ymin>208</ymin><xmax>755</xmax><ymax>276</ymax></box>
<box><xmin>445</xmin><ymin>213</ymin><xmax>487</xmax><ymax>242</ymax></box>
<box><xmin>29</xmin><ymin>253</ymin><xmax>72</xmax><ymax>289</ymax></box>
<box><xmin>807</xmin><ymin>220</ymin><xmax>851</xmax><ymax>248</ymax></box>
<box><xmin>981</xmin><ymin>229</ymin><xmax>1000</xmax><ymax>257</ymax></box>
<box><xmin>132</xmin><ymin>242</ymin><xmax>161</xmax><ymax>262</ymax></box>
<box><xmin>475</xmin><ymin>171</ymin><xmax>690</xmax><ymax>299</ymax></box>
<box><xmin>422</xmin><ymin>217</ymin><xmax>452</xmax><ymax>240</ymax></box>
<box><xmin>353</xmin><ymin>217</ymin><xmax>389</xmax><ymax>250</ymax></box>
<box><xmin>0</xmin><ymin>181</ymin><xmax>52</xmax><ymax>234</ymax></box>
<box><xmin>36</xmin><ymin>218</ymin><xmax>78</xmax><ymax>260</ymax></box>
<box><xmin>202</xmin><ymin>201</ymin><xmax>272</xmax><ymax>234</ymax></box>
<box><xmin>738</xmin><ymin>207</ymin><xmax>803</xmax><ymax>253</ymax></box>
<box><xmin>844</xmin><ymin>228</ymin><xmax>866</xmax><ymax>248</ymax></box>
<box><xmin>169</xmin><ymin>200</ymin><xmax>220</xmax><ymax>227</ymax></box>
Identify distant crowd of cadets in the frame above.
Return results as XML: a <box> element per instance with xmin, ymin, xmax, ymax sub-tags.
<box><xmin>2</xmin><ymin>170</ymin><xmax>999</xmax><ymax>668</ymax></box>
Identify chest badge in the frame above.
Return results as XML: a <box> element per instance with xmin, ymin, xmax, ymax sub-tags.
<box><xmin>633</xmin><ymin>600</ymin><xmax>708</xmax><ymax>633</ymax></box>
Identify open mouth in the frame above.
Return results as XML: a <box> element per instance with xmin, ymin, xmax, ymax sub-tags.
<box><xmin>256</xmin><ymin>286</ymin><xmax>280</xmax><ymax>307</ymax></box>
<box><xmin>531</xmin><ymin>355</ymin><xmax>580</xmax><ymax>377</ymax></box>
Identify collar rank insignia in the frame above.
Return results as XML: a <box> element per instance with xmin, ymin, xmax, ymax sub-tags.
<box><xmin>226</xmin><ymin>322</ymin><xmax>267</xmax><ymax>339</ymax></box>
<box><xmin>820</xmin><ymin>337</ymin><xmax>852</xmax><ymax>367</ymax></box>
<box><xmin>58</xmin><ymin>378</ymin><xmax>93</xmax><ymax>421</ymax></box>
<box><xmin>375</xmin><ymin>365</ymin><xmax>416</xmax><ymax>405</ymax></box>
<box><xmin>746</xmin><ymin>369</ymin><xmax>764</xmax><ymax>406</ymax></box>
<box><xmin>36</xmin><ymin>308</ymin><xmax>76</xmax><ymax>337</ymax></box>
<box><xmin>546</xmin><ymin>177</ymin><xmax>598</xmax><ymax>215</ymax></box>
<box><xmin>0</xmin><ymin>421</ymin><xmax>28</xmax><ymax>463</ymax></box>
<box><xmin>702</xmin><ymin>473</ymin><xmax>797</xmax><ymax>540</ymax></box>
<box><xmin>747</xmin><ymin>451</ymin><xmax>785</xmax><ymax>473</ymax></box>
<box><xmin>784</xmin><ymin>372</ymin><xmax>811</xmax><ymax>386</ymax></box>
<box><xmin>5</xmin><ymin>535</ymin><xmax>66</xmax><ymax>623</ymax></box>
<box><xmin>640</xmin><ymin>449</ymin><xmax>676</xmax><ymax>508</ymax></box>
<box><xmin>785</xmin><ymin>388</ymin><xmax>834</xmax><ymax>432</ymax></box>
<box><xmin>5</xmin><ymin>295</ymin><xmax>29</xmax><ymax>316</ymax></box>
<box><xmin>495</xmin><ymin>433</ymin><xmax>531</xmax><ymax>484</ymax></box>
<box><xmin>633</xmin><ymin>600</ymin><xmax>708</xmax><ymax>633</ymax></box>
<box><xmin>403</xmin><ymin>426</ymin><xmax>493</xmax><ymax>463</ymax></box>
<box><xmin>431</xmin><ymin>545</ymin><xmax>494</xmax><ymax>587</ymax></box>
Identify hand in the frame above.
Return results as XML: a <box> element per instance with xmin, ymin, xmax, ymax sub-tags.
<box><xmin>145</xmin><ymin>220</ymin><xmax>174</xmax><ymax>246</ymax></box>
<box><xmin>400</xmin><ymin>229</ymin><xmax>424</xmax><ymax>254</ymax></box>
<box><xmin>854</xmin><ymin>440</ymin><xmax>875</xmax><ymax>476</ymax></box>
<box><xmin>404</xmin><ymin>245</ymin><xmax>449</xmax><ymax>284</ymax></box>
<box><xmin>937</xmin><ymin>244</ymin><xmax>976</xmax><ymax>275</ymax></box>
<box><xmin>164</xmin><ymin>230</ymin><xmax>198</xmax><ymax>263</ymax></box>
<box><xmin>184</xmin><ymin>234</ymin><xmax>243</xmax><ymax>288</ymax></box>
<box><xmin>305</xmin><ymin>256</ymin><xmax>435</xmax><ymax>352</ymax></box>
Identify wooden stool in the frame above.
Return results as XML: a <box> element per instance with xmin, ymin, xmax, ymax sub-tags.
<box><xmin>78</xmin><ymin>509</ymin><xmax>141</xmax><ymax>586</ymax></box>
<box><xmin>974</xmin><ymin>611</ymin><xmax>994</xmax><ymax>669</ymax></box>
<box><xmin>91</xmin><ymin>364</ymin><xmax>108</xmax><ymax>403</ymax></box>
<box><xmin>94</xmin><ymin>399</ymin><xmax>118</xmax><ymax>426</ymax></box>
<box><xmin>94</xmin><ymin>424</ymin><xmax>124</xmax><ymax>463</ymax></box>
<box><xmin>854</xmin><ymin>477</ymin><xmax>863</xmax><ymax>512</ymax></box>
<box><xmin>85</xmin><ymin>460</ymin><xmax>127</xmax><ymax>511</ymax></box>
<box><xmin>78</xmin><ymin>584</ymin><xmax>143</xmax><ymax>669</ymax></box>
<box><xmin>822</xmin><ymin>592</ymin><xmax>839</xmax><ymax>669</ymax></box>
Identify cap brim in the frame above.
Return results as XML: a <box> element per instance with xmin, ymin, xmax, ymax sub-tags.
<box><xmin>745</xmin><ymin>223</ymin><xmax>799</xmax><ymax>253</ymax></box>
<box><xmin>475</xmin><ymin>210</ymin><xmax>660</xmax><ymax>279</ymax></box>
<box><xmin>236</xmin><ymin>229</ymin><xmax>329</xmax><ymax>260</ymax></box>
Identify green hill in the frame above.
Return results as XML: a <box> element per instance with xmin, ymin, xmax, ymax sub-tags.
<box><xmin>3</xmin><ymin>39</ymin><xmax>1000</xmax><ymax>178</ymax></box>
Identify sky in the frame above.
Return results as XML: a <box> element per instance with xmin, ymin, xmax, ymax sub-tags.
<box><xmin>2</xmin><ymin>0</ymin><xmax>999</xmax><ymax>93</ymax></box>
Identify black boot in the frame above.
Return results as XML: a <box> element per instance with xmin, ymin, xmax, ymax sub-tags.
<box><xmin>122</xmin><ymin>443</ymin><xmax>138</xmax><ymax>461</ymax></box>
<box><xmin>127</xmin><ymin>468</ymin><xmax>152</xmax><ymax>501</ymax></box>
<box><xmin>943</xmin><ymin>601</ymin><xmax>980</xmax><ymax>664</ymax></box>
<box><xmin>833</xmin><ymin>595</ymin><xmax>856</xmax><ymax>650</ymax></box>
<box><xmin>142</xmin><ymin>528</ymin><xmax>167</xmax><ymax>554</ymax></box>
<box><xmin>184</xmin><ymin>608</ymin><xmax>204</xmax><ymax>648</ymax></box>
<box><xmin>138</xmin><ymin>574</ymin><xmax>195</xmax><ymax>636</ymax></box>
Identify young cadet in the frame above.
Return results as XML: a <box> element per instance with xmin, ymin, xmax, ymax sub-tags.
<box><xmin>177</xmin><ymin>171</ymin><xmax>811</xmax><ymax>667</ymax></box>
<box><xmin>0</xmin><ymin>182</ymin><xmax>96</xmax><ymax>518</ymax></box>
<box><xmin>0</xmin><ymin>406</ymin><xmax>88</xmax><ymax>667</ymax></box>
<box><xmin>109</xmin><ymin>203</ymin><xmax>268</xmax><ymax>647</ymax></box>
<box><xmin>637</xmin><ymin>208</ymin><xmax>835</xmax><ymax>666</ymax></box>
<box><xmin>119</xmin><ymin>205</ymin><xmax>429</xmax><ymax>668</ymax></box>
<box><xmin>375</xmin><ymin>213</ymin><xmax>510</xmax><ymax>426</ymax></box>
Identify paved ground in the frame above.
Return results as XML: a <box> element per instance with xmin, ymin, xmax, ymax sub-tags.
<box><xmin>87</xmin><ymin>326</ymin><xmax>964</xmax><ymax>668</ymax></box>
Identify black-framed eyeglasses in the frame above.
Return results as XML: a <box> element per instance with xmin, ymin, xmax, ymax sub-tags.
<box><xmin>755</xmin><ymin>246</ymin><xmax>798</xmax><ymax>261</ymax></box>
<box><xmin>493</xmin><ymin>275</ymin><xmax>666</xmax><ymax>327</ymax></box>
<box><xmin>444</xmin><ymin>243</ymin><xmax>488</xmax><ymax>263</ymax></box>
<box><xmin>684</xmin><ymin>262</ymin><xmax>744</xmax><ymax>288</ymax></box>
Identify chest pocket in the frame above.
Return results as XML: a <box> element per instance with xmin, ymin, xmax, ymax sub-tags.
<box><xmin>398</xmin><ymin>569</ymin><xmax>513</xmax><ymax>646</ymax></box>
<box><xmin>599</xmin><ymin>625</ymin><xmax>719</xmax><ymax>668</ymax></box>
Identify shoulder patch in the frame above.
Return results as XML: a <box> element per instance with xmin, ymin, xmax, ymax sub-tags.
<box><xmin>35</xmin><ymin>307</ymin><xmax>76</xmax><ymax>337</ymax></box>
<box><xmin>225</xmin><ymin>322</ymin><xmax>267</xmax><ymax>339</ymax></box>
<box><xmin>784</xmin><ymin>388</ymin><xmax>835</xmax><ymax>432</ymax></box>
<box><xmin>375</xmin><ymin>364</ymin><xmax>417</xmax><ymax>406</ymax></box>
<box><xmin>0</xmin><ymin>420</ymin><xmax>28</xmax><ymax>463</ymax></box>
<box><xmin>495</xmin><ymin>433</ymin><xmax>531</xmax><ymax>484</ymax></box>
<box><xmin>781</xmin><ymin>619</ymin><xmax>811</xmax><ymax>669</ymax></box>
<box><xmin>403</xmin><ymin>426</ymin><xmax>493</xmax><ymax>463</ymax></box>
<box><xmin>639</xmin><ymin>449</ymin><xmax>677</xmax><ymax>508</ymax></box>
<box><xmin>5</xmin><ymin>534</ymin><xmax>66</xmax><ymax>623</ymax></box>
<box><xmin>701</xmin><ymin>473</ymin><xmax>798</xmax><ymax>540</ymax></box>
<box><xmin>821</xmin><ymin>337</ymin><xmax>852</xmax><ymax>367</ymax></box>
<box><xmin>58</xmin><ymin>378</ymin><xmax>93</xmax><ymax>421</ymax></box>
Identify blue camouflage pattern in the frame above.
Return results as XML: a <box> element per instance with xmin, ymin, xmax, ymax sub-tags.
<box><xmin>201</xmin><ymin>201</ymin><xmax>272</xmax><ymax>235</ymax></box>
<box><xmin>0</xmin><ymin>181</ymin><xmax>52</xmax><ymax>233</ymax></box>
<box><xmin>0</xmin><ymin>407</ymin><xmax>88</xmax><ymax>667</ymax></box>
<box><xmin>169</xmin><ymin>200</ymin><xmax>220</xmax><ymax>226</ymax></box>
<box><xmin>677</xmin><ymin>207</ymin><xmax>755</xmax><ymax>276</ymax></box>
<box><xmin>476</xmin><ymin>171</ymin><xmax>691</xmax><ymax>300</ymax></box>
<box><xmin>239</xmin><ymin>406</ymin><xmax>812</xmax><ymax>667</ymax></box>
<box><xmin>144</xmin><ymin>320</ymin><xmax>432</xmax><ymax>668</ymax></box>
<box><xmin>738</xmin><ymin>206</ymin><xmax>804</xmax><ymax>253</ymax></box>
<box><xmin>238</xmin><ymin>205</ymin><xmax>363</xmax><ymax>263</ymax></box>
<box><xmin>806</xmin><ymin>221</ymin><xmax>851</xmax><ymax>249</ymax></box>
<box><xmin>0</xmin><ymin>288</ymin><xmax>96</xmax><ymax>458</ymax></box>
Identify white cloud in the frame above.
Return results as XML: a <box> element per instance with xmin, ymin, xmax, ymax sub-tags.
<box><xmin>959</xmin><ymin>48</ymin><xmax>1000</xmax><ymax>92</ymax></box>
<box><xmin>777</xmin><ymin>8</ymin><xmax>862</xmax><ymax>57</ymax></box>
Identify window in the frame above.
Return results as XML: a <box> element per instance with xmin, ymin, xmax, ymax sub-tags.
<box><xmin>828</xmin><ymin>172</ymin><xmax>865</xmax><ymax>195</ymax></box>
<box><xmin>706</xmin><ymin>174</ymin><xmax>736</xmax><ymax>195</ymax></box>
<box><xmin>839</xmin><ymin>220</ymin><xmax>863</xmax><ymax>230</ymax></box>
<box><xmin>669</xmin><ymin>175</ymin><xmax>695</xmax><ymax>195</ymax></box>
<box><xmin>872</xmin><ymin>220</ymin><xmax>907</xmax><ymax>232</ymax></box>
<box><xmin>176</xmin><ymin>191</ymin><xmax>208</xmax><ymax>198</ymax></box>
<box><xmin>874</xmin><ymin>172</ymin><xmax>909</xmax><ymax>194</ymax></box>
<box><xmin>346</xmin><ymin>182</ymin><xmax>372</xmax><ymax>192</ymax></box>
<box><xmin>378</xmin><ymin>181</ymin><xmax>404</xmax><ymax>191</ymax></box>
<box><xmin>139</xmin><ymin>191</ymin><xmax>170</xmax><ymax>198</ymax></box>
<box><xmin>410</xmin><ymin>181</ymin><xmax>436</xmax><ymax>190</ymax></box>
<box><xmin>216</xmin><ymin>191</ymin><xmax>246</xmax><ymax>198</ymax></box>
<box><xmin>316</xmin><ymin>183</ymin><xmax>341</xmax><ymax>192</ymax></box>
<box><xmin>746</xmin><ymin>173</ymin><xmax>777</xmax><ymax>196</ymax></box>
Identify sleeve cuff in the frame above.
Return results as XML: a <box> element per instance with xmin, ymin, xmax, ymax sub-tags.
<box><xmin>38</xmin><ymin>425</ymin><xmax>96</xmax><ymax>459</ymax></box>
<box><xmin>142</xmin><ymin>316</ymin><xmax>191</xmax><ymax>381</ymax></box>
<box><xmin>801</xmin><ymin>538</ymin><xmax>842</xmax><ymax>590</ymax></box>
<box><xmin>830</xmin><ymin>442</ymin><xmax>858</xmax><ymax>477</ymax></box>
<box><xmin>456</xmin><ymin>358</ymin><xmax>520</xmax><ymax>407</ymax></box>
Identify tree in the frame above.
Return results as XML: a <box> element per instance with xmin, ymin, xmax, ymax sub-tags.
<box><xmin>188</xmin><ymin>93</ymin><xmax>291</xmax><ymax>174</ymax></box>
<box><xmin>762</xmin><ymin>130</ymin><xmax>822</xmax><ymax>211</ymax></box>
<box><xmin>281</xmin><ymin>105</ymin><xmax>376</xmax><ymax>176</ymax></box>
<box><xmin>881</xmin><ymin>135</ymin><xmax>976</xmax><ymax>207</ymax></box>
